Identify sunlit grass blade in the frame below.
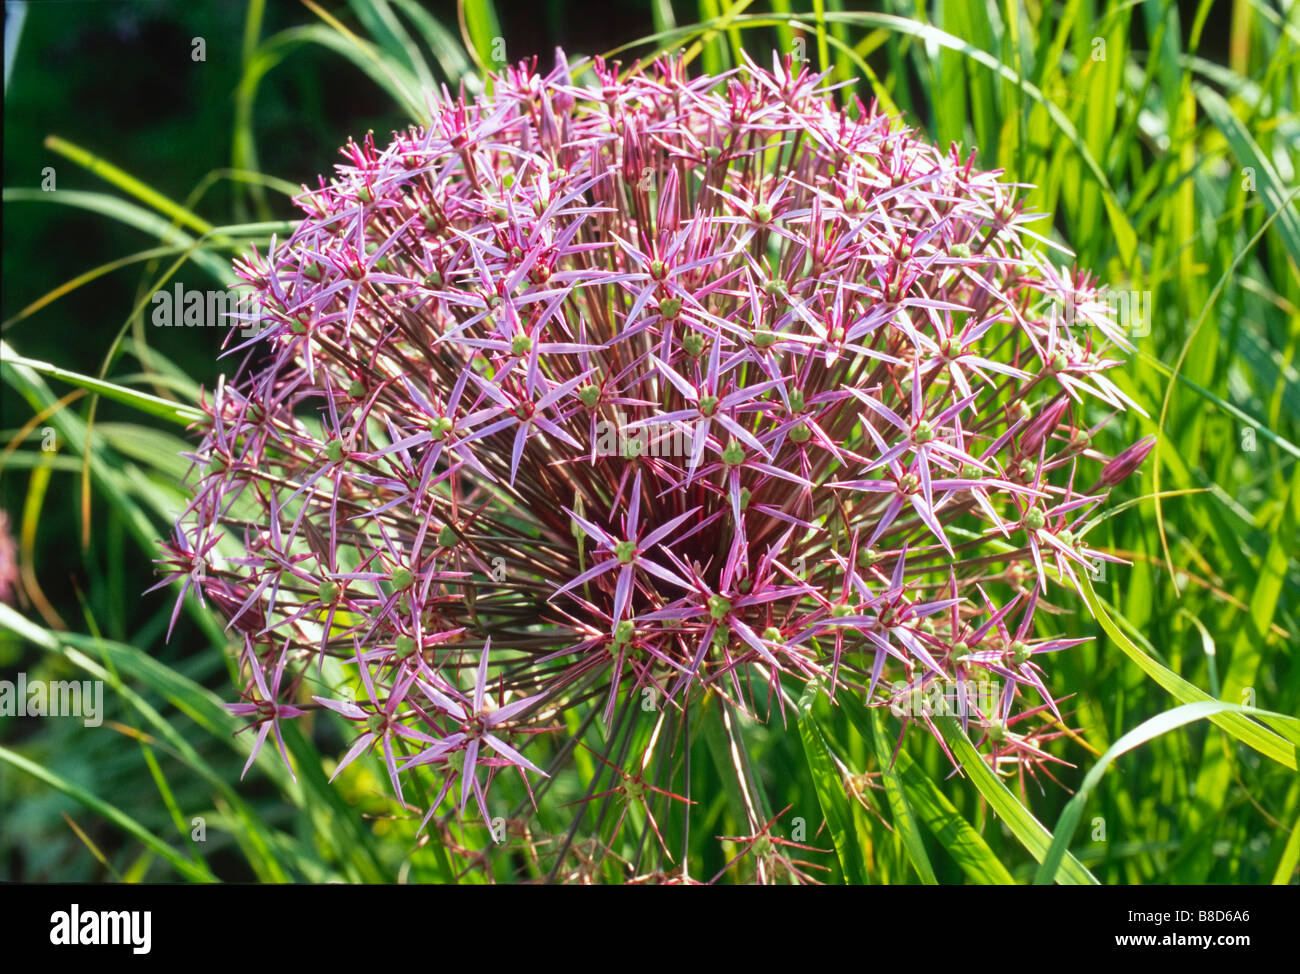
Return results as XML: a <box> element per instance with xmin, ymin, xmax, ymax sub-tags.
<box><xmin>797</xmin><ymin>691</ymin><xmax>871</xmax><ymax>884</ymax></box>
<box><xmin>43</xmin><ymin>135</ymin><xmax>213</xmax><ymax>235</ymax></box>
<box><xmin>1</xmin><ymin>343</ymin><xmax>202</xmax><ymax>425</ymax></box>
<box><xmin>2</xmin><ymin>189</ymin><xmax>230</xmax><ymax>282</ymax></box>
<box><xmin>1080</xmin><ymin>576</ymin><xmax>1300</xmax><ymax>768</ymax></box>
<box><xmin>936</xmin><ymin>718</ymin><xmax>1099</xmax><ymax>885</ymax></box>
<box><xmin>1034</xmin><ymin>701</ymin><xmax>1297</xmax><ymax>885</ymax></box>
<box><xmin>457</xmin><ymin>0</ymin><xmax>501</xmax><ymax>81</ymax></box>
<box><xmin>865</xmin><ymin>706</ymin><xmax>936</xmax><ymax>884</ymax></box>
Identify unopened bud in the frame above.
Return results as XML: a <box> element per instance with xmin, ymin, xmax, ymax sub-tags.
<box><xmin>1098</xmin><ymin>435</ymin><xmax>1156</xmax><ymax>487</ymax></box>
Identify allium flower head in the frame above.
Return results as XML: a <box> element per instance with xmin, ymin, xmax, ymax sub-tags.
<box><xmin>163</xmin><ymin>50</ymin><xmax>1149</xmax><ymax>867</ymax></box>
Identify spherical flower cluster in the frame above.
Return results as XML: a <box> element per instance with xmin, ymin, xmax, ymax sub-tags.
<box><xmin>160</xmin><ymin>50</ymin><xmax>1153</xmax><ymax>840</ymax></box>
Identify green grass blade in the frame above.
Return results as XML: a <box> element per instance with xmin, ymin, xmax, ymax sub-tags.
<box><xmin>1195</xmin><ymin>83</ymin><xmax>1300</xmax><ymax>271</ymax></box>
<box><xmin>2</xmin><ymin>189</ymin><xmax>230</xmax><ymax>282</ymax></box>
<box><xmin>1</xmin><ymin>343</ymin><xmax>203</xmax><ymax>425</ymax></box>
<box><xmin>797</xmin><ymin>692</ymin><xmax>871</xmax><ymax>884</ymax></box>
<box><xmin>866</xmin><ymin>707</ymin><xmax>937</xmax><ymax>883</ymax></box>
<box><xmin>1034</xmin><ymin>701</ymin><xmax>1293</xmax><ymax>884</ymax></box>
<box><xmin>1080</xmin><ymin>576</ymin><xmax>1300</xmax><ymax>769</ymax></box>
<box><xmin>459</xmin><ymin>0</ymin><xmax>502</xmax><ymax>79</ymax></box>
<box><xmin>1272</xmin><ymin>813</ymin><xmax>1300</xmax><ymax>885</ymax></box>
<box><xmin>889</xmin><ymin>744</ymin><xmax>1016</xmax><ymax>884</ymax></box>
<box><xmin>389</xmin><ymin>0</ymin><xmax>475</xmax><ymax>83</ymax></box>
<box><xmin>43</xmin><ymin>136</ymin><xmax>213</xmax><ymax>235</ymax></box>
<box><xmin>0</xmin><ymin>745</ymin><xmax>217</xmax><ymax>882</ymax></box>
<box><xmin>936</xmin><ymin>718</ymin><xmax>1099</xmax><ymax>885</ymax></box>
